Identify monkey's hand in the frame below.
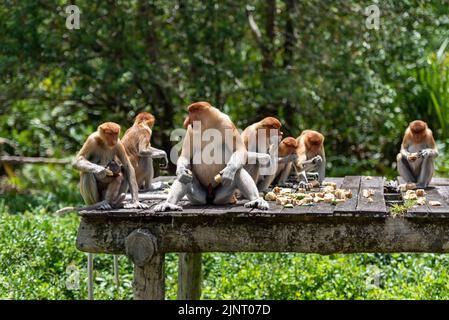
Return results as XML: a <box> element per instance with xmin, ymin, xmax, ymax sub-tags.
<box><xmin>407</xmin><ymin>153</ymin><xmax>418</xmax><ymax>161</ymax></box>
<box><xmin>159</xmin><ymin>155</ymin><xmax>169</xmax><ymax>169</ymax></box>
<box><xmin>244</xmin><ymin>198</ymin><xmax>269</xmax><ymax>210</ymax></box>
<box><xmin>154</xmin><ymin>202</ymin><xmax>183</xmax><ymax>212</ymax></box>
<box><xmin>418</xmin><ymin>149</ymin><xmax>433</xmax><ymax>158</ymax></box>
<box><xmin>298</xmin><ymin>181</ymin><xmax>309</xmax><ymax>189</ymax></box>
<box><xmin>307</xmin><ymin>172</ymin><xmax>320</xmax><ymax>180</ymax></box>
<box><xmin>257</xmin><ymin>153</ymin><xmax>271</xmax><ymax>165</ymax></box>
<box><xmin>219</xmin><ymin>165</ymin><xmax>237</xmax><ymax>186</ymax></box>
<box><xmin>124</xmin><ymin>201</ymin><xmax>150</xmax><ymax>209</ymax></box>
<box><xmin>176</xmin><ymin>167</ymin><xmax>193</xmax><ymax>184</ymax></box>
<box><xmin>96</xmin><ymin>168</ymin><xmax>114</xmax><ymax>179</ymax></box>
<box><xmin>312</xmin><ymin>155</ymin><xmax>323</xmax><ymax>165</ymax></box>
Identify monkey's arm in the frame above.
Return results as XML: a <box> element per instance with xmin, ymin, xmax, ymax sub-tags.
<box><xmin>278</xmin><ymin>154</ymin><xmax>298</xmax><ymax>164</ymax></box>
<box><xmin>72</xmin><ymin>139</ymin><xmax>107</xmax><ymax>174</ymax></box>
<box><xmin>220</xmin><ymin>128</ymin><xmax>248</xmax><ymax>186</ymax></box>
<box><xmin>421</xmin><ymin>134</ymin><xmax>439</xmax><ymax>158</ymax></box>
<box><xmin>247</xmin><ymin>152</ymin><xmax>271</xmax><ymax>165</ymax></box>
<box><xmin>400</xmin><ymin>138</ymin><xmax>411</xmax><ymax>158</ymax></box>
<box><xmin>318</xmin><ymin>153</ymin><xmax>326</xmax><ymax>184</ymax></box>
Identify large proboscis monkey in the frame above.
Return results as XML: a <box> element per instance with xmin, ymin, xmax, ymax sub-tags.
<box><xmin>258</xmin><ymin>137</ymin><xmax>299</xmax><ymax>191</ymax></box>
<box><xmin>62</xmin><ymin>122</ymin><xmax>149</xmax><ymax>212</ymax></box>
<box><xmin>294</xmin><ymin>130</ymin><xmax>326</xmax><ymax>188</ymax></box>
<box><xmin>154</xmin><ymin>101</ymin><xmax>269</xmax><ymax>212</ymax></box>
<box><xmin>396</xmin><ymin>120</ymin><xmax>438</xmax><ymax>188</ymax></box>
<box><xmin>122</xmin><ymin>112</ymin><xmax>168</xmax><ymax>191</ymax></box>
<box><xmin>241</xmin><ymin>117</ymin><xmax>283</xmax><ymax>188</ymax></box>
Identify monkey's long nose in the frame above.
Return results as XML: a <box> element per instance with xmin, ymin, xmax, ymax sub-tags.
<box><xmin>183</xmin><ymin>116</ymin><xmax>191</xmax><ymax>128</ymax></box>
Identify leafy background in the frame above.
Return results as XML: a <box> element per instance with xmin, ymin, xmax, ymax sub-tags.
<box><xmin>0</xmin><ymin>0</ymin><xmax>449</xmax><ymax>299</ymax></box>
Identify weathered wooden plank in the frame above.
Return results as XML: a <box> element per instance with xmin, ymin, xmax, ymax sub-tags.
<box><xmin>424</xmin><ymin>186</ymin><xmax>449</xmax><ymax>216</ymax></box>
<box><xmin>396</xmin><ymin>177</ymin><xmax>429</xmax><ymax>216</ymax></box>
<box><xmin>438</xmin><ymin>186</ymin><xmax>449</xmax><ymax>203</ymax></box>
<box><xmin>356</xmin><ymin>176</ymin><xmax>387</xmax><ymax>215</ymax></box>
<box><xmin>178</xmin><ymin>253</ymin><xmax>202</xmax><ymax>300</ymax></box>
<box><xmin>334</xmin><ymin>176</ymin><xmax>361</xmax><ymax>215</ymax></box>
<box><xmin>430</xmin><ymin>177</ymin><xmax>449</xmax><ymax>186</ymax></box>
<box><xmin>76</xmin><ymin>216</ymin><xmax>449</xmax><ymax>254</ymax></box>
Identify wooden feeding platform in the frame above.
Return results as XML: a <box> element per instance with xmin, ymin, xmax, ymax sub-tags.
<box><xmin>75</xmin><ymin>176</ymin><xmax>449</xmax><ymax>300</ymax></box>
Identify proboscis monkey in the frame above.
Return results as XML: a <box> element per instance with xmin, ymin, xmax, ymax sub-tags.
<box><xmin>258</xmin><ymin>137</ymin><xmax>299</xmax><ymax>191</ymax></box>
<box><xmin>154</xmin><ymin>101</ymin><xmax>269</xmax><ymax>212</ymax></box>
<box><xmin>295</xmin><ymin>130</ymin><xmax>326</xmax><ymax>188</ymax></box>
<box><xmin>122</xmin><ymin>112</ymin><xmax>168</xmax><ymax>191</ymax></box>
<box><xmin>72</xmin><ymin>122</ymin><xmax>148</xmax><ymax>210</ymax></box>
<box><xmin>396</xmin><ymin>120</ymin><xmax>438</xmax><ymax>188</ymax></box>
<box><xmin>241</xmin><ymin>117</ymin><xmax>283</xmax><ymax>187</ymax></box>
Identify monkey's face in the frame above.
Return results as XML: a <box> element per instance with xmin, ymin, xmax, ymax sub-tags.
<box><xmin>184</xmin><ymin>109</ymin><xmax>207</xmax><ymax>128</ymax></box>
<box><xmin>99</xmin><ymin>122</ymin><xmax>121</xmax><ymax>147</ymax></box>
<box><xmin>280</xmin><ymin>138</ymin><xmax>298</xmax><ymax>154</ymax></box>
<box><xmin>104</xmin><ymin>131</ymin><xmax>119</xmax><ymax>147</ymax></box>
<box><xmin>410</xmin><ymin>120</ymin><xmax>427</xmax><ymax>135</ymax></box>
<box><xmin>305</xmin><ymin>133</ymin><xmax>324</xmax><ymax>151</ymax></box>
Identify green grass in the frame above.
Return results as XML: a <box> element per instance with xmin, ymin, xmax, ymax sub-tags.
<box><xmin>2</xmin><ymin>204</ymin><xmax>449</xmax><ymax>299</ymax></box>
<box><xmin>2</xmin><ymin>165</ymin><xmax>449</xmax><ymax>299</ymax></box>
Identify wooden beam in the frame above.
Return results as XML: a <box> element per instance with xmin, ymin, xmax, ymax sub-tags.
<box><xmin>77</xmin><ymin>216</ymin><xmax>449</xmax><ymax>254</ymax></box>
<box><xmin>0</xmin><ymin>156</ymin><xmax>71</xmax><ymax>165</ymax></box>
<box><xmin>178</xmin><ymin>253</ymin><xmax>202</xmax><ymax>300</ymax></box>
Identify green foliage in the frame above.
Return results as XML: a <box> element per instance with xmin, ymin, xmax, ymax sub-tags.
<box><xmin>1</xmin><ymin>0</ymin><xmax>449</xmax><ymax>300</ymax></box>
<box><xmin>0</xmin><ymin>1</ymin><xmax>448</xmax><ymax>176</ymax></box>
<box><xmin>390</xmin><ymin>200</ymin><xmax>416</xmax><ymax>218</ymax></box>
<box><xmin>402</xmin><ymin>39</ymin><xmax>449</xmax><ymax>140</ymax></box>
<box><xmin>3</xmin><ymin>206</ymin><xmax>449</xmax><ymax>299</ymax></box>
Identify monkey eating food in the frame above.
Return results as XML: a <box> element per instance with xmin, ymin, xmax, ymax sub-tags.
<box><xmin>396</xmin><ymin>120</ymin><xmax>438</xmax><ymax>188</ymax></box>
<box><xmin>58</xmin><ymin>122</ymin><xmax>148</xmax><ymax>214</ymax></box>
<box><xmin>294</xmin><ymin>130</ymin><xmax>326</xmax><ymax>189</ymax></box>
<box><xmin>154</xmin><ymin>102</ymin><xmax>269</xmax><ymax>212</ymax></box>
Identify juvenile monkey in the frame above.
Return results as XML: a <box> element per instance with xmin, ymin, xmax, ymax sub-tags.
<box><xmin>294</xmin><ymin>130</ymin><xmax>326</xmax><ymax>188</ymax></box>
<box><xmin>72</xmin><ymin>122</ymin><xmax>148</xmax><ymax>210</ymax></box>
<box><xmin>154</xmin><ymin>102</ymin><xmax>269</xmax><ymax>212</ymax></box>
<box><xmin>257</xmin><ymin>137</ymin><xmax>299</xmax><ymax>191</ymax></box>
<box><xmin>396</xmin><ymin>120</ymin><xmax>438</xmax><ymax>188</ymax></box>
<box><xmin>241</xmin><ymin>117</ymin><xmax>283</xmax><ymax>185</ymax></box>
<box><xmin>122</xmin><ymin>112</ymin><xmax>168</xmax><ymax>191</ymax></box>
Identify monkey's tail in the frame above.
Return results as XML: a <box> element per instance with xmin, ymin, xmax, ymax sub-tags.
<box><xmin>55</xmin><ymin>207</ymin><xmax>80</xmax><ymax>215</ymax></box>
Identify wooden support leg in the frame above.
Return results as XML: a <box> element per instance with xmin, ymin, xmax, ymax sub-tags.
<box><xmin>177</xmin><ymin>253</ymin><xmax>202</xmax><ymax>300</ymax></box>
<box><xmin>125</xmin><ymin>228</ymin><xmax>165</xmax><ymax>300</ymax></box>
<box><xmin>87</xmin><ymin>253</ymin><xmax>94</xmax><ymax>300</ymax></box>
<box><xmin>133</xmin><ymin>254</ymin><xmax>165</xmax><ymax>300</ymax></box>
<box><xmin>113</xmin><ymin>255</ymin><xmax>120</xmax><ymax>290</ymax></box>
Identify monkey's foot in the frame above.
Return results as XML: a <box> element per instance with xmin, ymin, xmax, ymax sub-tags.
<box><xmin>244</xmin><ymin>198</ymin><xmax>269</xmax><ymax>210</ymax></box>
<box><xmin>154</xmin><ymin>202</ymin><xmax>183</xmax><ymax>212</ymax></box>
<box><xmin>97</xmin><ymin>201</ymin><xmax>113</xmax><ymax>210</ymax></box>
<box><xmin>124</xmin><ymin>201</ymin><xmax>150</xmax><ymax>209</ymax></box>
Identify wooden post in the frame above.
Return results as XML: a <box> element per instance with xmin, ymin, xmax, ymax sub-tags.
<box><xmin>113</xmin><ymin>255</ymin><xmax>120</xmax><ymax>290</ymax></box>
<box><xmin>133</xmin><ymin>254</ymin><xmax>165</xmax><ymax>300</ymax></box>
<box><xmin>178</xmin><ymin>253</ymin><xmax>202</xmax><ymax>300</ymax></box>
<box><xmin>87</xmin><ymin>253</ymin><xmax>94</xmax><ymax>300</ymax></box>
<box><xmin>125</xmin><ymin>229</ymin><xmax>165</xmax><ymax>300</ymax></box>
